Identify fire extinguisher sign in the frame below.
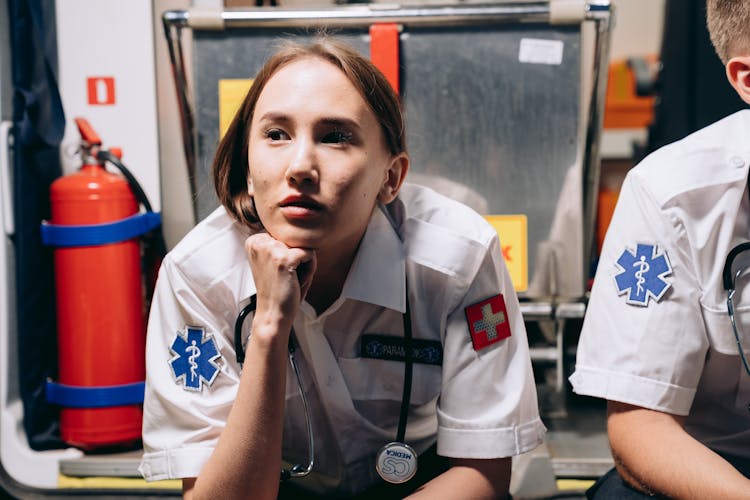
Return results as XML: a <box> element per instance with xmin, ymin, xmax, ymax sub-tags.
<box><xmin>87</xmin><ymin>76</ymin><xmax>116</xmax><ymax>106</ymax></box>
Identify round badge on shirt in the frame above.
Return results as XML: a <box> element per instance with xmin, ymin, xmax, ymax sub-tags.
<box><xmin>376</xmin><ymin>442</ymin><xmax>418</xmax><ymax>484</ymax></box>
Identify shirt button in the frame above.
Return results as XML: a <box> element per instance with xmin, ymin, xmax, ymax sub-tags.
<box><xmin>730</xmin><ymin>155</ymin><xmax>745</xmax><ymax>168</ymax></box>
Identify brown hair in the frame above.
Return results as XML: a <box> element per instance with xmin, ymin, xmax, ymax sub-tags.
<box><xmin>212</xmin><ymin>37</ymin><xmax>406</xmax><ymax>228</ymax></box>
<box><xmin>707</xmin><ymin>0</ymin><xmax>750</xmax><ymax>64</ymax></box>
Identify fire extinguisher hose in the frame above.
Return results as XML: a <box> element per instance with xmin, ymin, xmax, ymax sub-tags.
<box><xmin>97</xmin><ymin>149</ymin><xmax>166</xmax><ymax>258</ymax></box>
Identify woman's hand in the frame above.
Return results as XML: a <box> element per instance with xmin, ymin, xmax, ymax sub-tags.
<box><xmin>187</xmin><ymin>233</ymin><xmax>314</xmax><ymax>500</ymax></box>
<box><xmin>245</xmin><ymin>232</ymin><xmax>316</xmax><ymax>333</ymax></box>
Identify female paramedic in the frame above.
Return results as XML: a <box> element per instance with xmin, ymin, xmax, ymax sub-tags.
<box><xmin>138</xmin><ymin>37</ymin><xmax>545</xmax><ymax>499</ymax></box>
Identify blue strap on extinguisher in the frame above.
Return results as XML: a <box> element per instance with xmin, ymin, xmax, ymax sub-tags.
<box><xmin>40</xmin><ymin>211</ymin><xmax>161</xmax><ymax>247</ymax></box>
<box><xmin>40</xmin><ymin>148</ymin><xmax>165</xmax><ymax>251</ymax></box>
<box><xmin>45</xmin><ymin>380</ymin><xmax>145</xmax><ymax>408</ymax></box>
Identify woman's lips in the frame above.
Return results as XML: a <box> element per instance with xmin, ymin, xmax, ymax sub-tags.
<box><xmin>280</xmin><ymin>195</ymin><xmax>323</xmax><ymax>219</ymax></box>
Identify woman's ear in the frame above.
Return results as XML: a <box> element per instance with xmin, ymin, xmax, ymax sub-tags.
<box><xmin>726</xmin><ymin>55</ymin><xmax>750</xmax><ymax>105</ymax></box>
<box><xmin>378</xmin><ymin>153</ymin><xmax>409</xmax><ymax>204</ymax></box>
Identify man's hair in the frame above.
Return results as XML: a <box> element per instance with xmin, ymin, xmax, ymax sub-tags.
<box><xmin>707</xmin><ymin>0</ymin><xmax>750</xmax><ymax>64</ymax></box>
<box><xmin>212</xmin><ymin>37</ymin><xmax>406</xmax><ymax>229</ymax></box>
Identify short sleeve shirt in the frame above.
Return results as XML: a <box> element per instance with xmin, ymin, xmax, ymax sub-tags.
<box><xmin>139</xmin><ymin>183</ymin><xmax>545</xmax><ymax>496</ymax></box>
<box><xmin>571</xmin><ymin>110</ymin><xmax>750</xmax><ymax>462</ymax></box>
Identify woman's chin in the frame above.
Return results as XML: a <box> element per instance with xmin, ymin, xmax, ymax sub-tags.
<box><xmin>268</xmin><ymin>230</ymin><xmax>323</xmax><ymax>250</ymax></box>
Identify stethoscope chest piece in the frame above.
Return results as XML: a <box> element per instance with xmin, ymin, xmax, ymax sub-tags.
<box><xmin>375</xmin><ymin>441</ymin><xmax>418</xmax><ymax>484</ymax></box>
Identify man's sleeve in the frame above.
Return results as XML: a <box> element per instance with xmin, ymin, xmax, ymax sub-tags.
<box><xmin>570</xmin><ymin>171</ymin><xmax>708</xmax><ymax>415</ymax></box>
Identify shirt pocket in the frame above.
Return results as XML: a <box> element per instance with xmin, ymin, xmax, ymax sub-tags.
<box><xmin>337</xmin><ymin>357</ymin><xmax>441</xmax><ymax>406</ymax></box>
<box><xmin>703</xmin><ymin>302</ymin><xmax>750</xmax><ymax>356</ymax></box>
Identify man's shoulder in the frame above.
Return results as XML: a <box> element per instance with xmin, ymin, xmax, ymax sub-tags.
<box><xmin>629</xmin><ymin>109</ymin><xmax>750</xmax><ymax>205</ymax></box>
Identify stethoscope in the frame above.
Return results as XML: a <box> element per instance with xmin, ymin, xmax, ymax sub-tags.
<box><xmin>723</xmin><ymin>243</ymin><xmax>750</xmax><ymax>379</ymax></box>
<box><xmin>233</xmin><ymin>287</ymin><xmax>419</xmax><ymax>484</ymax></box>
<box><xmin>722</xmin><ymin>171</ymin><xmax>750</xmax><ymax>410</ymax></box>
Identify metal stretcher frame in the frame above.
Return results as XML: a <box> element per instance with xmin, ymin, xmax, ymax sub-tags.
<box><xmin>162</xmin><ymin>1</ymin><xmax>611</xmax><ymax>277</ymax></box>
<box><xmin>160</xmin><ymin>2</ymin><xmax>612</xmax><ymax>396</ymax></box>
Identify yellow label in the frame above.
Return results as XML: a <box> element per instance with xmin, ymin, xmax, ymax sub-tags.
<box><xmin>484</xmin><ymin>215</ymin><xmax>528</xmax><ymax>292</ymax></box>
<box><xmin>218</xmin><ymin>79</ymin><xmax>253</xmax><ymax>139</ymax></box>
<box><xmin>58</xmin><ymin>475</ymin><xmax>181</xmax><ymax>490</ymax></box>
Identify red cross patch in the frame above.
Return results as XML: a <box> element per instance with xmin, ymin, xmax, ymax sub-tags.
<box><xmin>465</xmin><ymin>294</ymin><xmax>511</xmax><ymax>351</ymax></box>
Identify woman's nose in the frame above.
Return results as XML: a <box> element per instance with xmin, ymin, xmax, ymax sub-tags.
<box><xmin>286</xmin><ymin>137</ymin><xmax>319</xmax><ymax>186</ymax></box>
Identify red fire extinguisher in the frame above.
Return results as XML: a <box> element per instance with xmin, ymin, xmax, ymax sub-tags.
<box><xmin>42</xmin><ymin>118</ymin><xmax>161</xmax><ymax>449</ymax></box>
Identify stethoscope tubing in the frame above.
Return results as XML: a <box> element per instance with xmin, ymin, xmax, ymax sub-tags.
<box><xmin>233</xmin><ymin>289</ymin><xmax>415</xmax><ymax>479</ymax></box>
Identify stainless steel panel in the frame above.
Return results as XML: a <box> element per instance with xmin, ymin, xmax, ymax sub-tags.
<box><xmin>401</xmin><ymin>26</ymin><xmax>581</xmax><ymax>297</ymax></box>
<box><xmin>190</xmin><ymin>25</ymin><xmax>582</xmax><ymax>298</ymax></box>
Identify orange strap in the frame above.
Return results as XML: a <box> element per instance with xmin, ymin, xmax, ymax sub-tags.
<box><xmin>369</xmin><ymin>23</ymin><xmax>400</xmax><ymax>95</ymax></box>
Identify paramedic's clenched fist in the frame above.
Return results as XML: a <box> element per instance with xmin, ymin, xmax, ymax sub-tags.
<box><xmin>244</xmin><ymin>232</ymin><xmax>316</xmax><ymax>340</ymax></box>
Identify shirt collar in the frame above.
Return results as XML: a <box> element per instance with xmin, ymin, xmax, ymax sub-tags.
<box><xmin>240</xmin><ymin>205</ymin><xmax>406</xmax><ymax>313</ymax></box>
<box><xmin>340</xmin><ymin>204</ymin><xmax>406</xmax><ymax>313</ymax></box>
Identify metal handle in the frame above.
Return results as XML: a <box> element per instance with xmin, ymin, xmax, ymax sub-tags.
<box><xmin>74</xmin><ymin>117</ymin><xmax>103</xmax><ymax>146</ymax></box>
<box><xmin>164</xmin><ymin>1</ymin><xmax>610</xmax><ymax>31</ymax></box>
<box><xmin>180</xmin><ymin>3</ymin><xmax>551</xmax><ymax>30</ymax></box>
<box><xmin>0</xmin><ymin>121</ymin><xmax>13</xmax><ymax>236</ymax></box>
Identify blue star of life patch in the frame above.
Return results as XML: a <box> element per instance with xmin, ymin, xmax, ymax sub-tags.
<box><xmin>169</xmin><ymin>326</ymin><xmax>221</xmax><ymax>392</ymax></box>
<box><xmin>614</xmin><ymin>243</ymin><xmax>673</xmax><ymax>307</ymax></box>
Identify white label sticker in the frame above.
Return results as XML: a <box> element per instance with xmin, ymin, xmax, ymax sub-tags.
<box><xmin>518</xmin><ymin>38</ymin><xmax>564</xmax><ymax>65</ymax></box>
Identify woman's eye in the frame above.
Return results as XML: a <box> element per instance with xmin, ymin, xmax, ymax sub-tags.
<box><xmin>265</xmin><ymin>129</ymin><xmax>289</xmax><ymax>141</ymax></box>
<box><xmin>321</xmin><ymin>130</ymin><xmax>353</xmax><ymax>144</ymax></box>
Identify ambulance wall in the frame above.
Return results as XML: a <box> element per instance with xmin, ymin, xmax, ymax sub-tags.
<box><xmin>55</xmin><ymin>0</ymin><xmax>161</xmax><ymax>211</ymax></box>
<box><xmin>0</xmin><ymin>0</ymin><xmax>166</xmax><ymax>492</ymax></box>
<box><xmin>0</xmin><ymin>0</ymin><xmax>667</xmax><ymax>493</ymax></box>
<box><xmin>600</xmin><ymin>0</ymin><xmax>665</xmax><ymax>160</ymax></box>
<box><xmin>0</xmin><ymin>1</ymin><xmax>83</xmax><ymax>492</ymax></box>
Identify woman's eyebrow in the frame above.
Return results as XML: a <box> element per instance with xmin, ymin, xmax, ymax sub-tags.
<box><xmin>256</xmin><ymin>113</ymin><xmax>362</xmax><ymax>132</ymax></box>
<box><xmin>256</xmin><ymin>111</ymin><xmax>291</xmax><ymax>124</ymax></box>
<box><xmin>318</xmin><ymin>117</ymin><xmax>362</xmax><ymax>132</ymax></box>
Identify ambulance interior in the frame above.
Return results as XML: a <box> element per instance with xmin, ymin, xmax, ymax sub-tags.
<box><xmin>0</xmin><ymin>0</ymin><xmax>707</xmax><ymax>497</ymax></box>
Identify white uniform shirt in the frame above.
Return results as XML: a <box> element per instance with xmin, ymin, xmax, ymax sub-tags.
<box><xmin>139</xmin><ymin>183</ymin><xmax>545</xmax><ymax>495</ymax></box>
<box><xmin>572</xmin><ymin>110</ymin><xmax>750</xmax><ymax>464</ymax></box>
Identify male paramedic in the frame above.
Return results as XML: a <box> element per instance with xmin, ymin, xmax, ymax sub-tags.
<box><xmin>571</xmin><ymin>0</ymin><xmax>750</xmax><ymax>498</ymax></box>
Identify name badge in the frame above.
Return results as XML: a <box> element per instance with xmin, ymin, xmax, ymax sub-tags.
<box><xmin>360</xmin><ymin>335</ymin><xmax>443</xmax><ymax>366</ymax></box>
